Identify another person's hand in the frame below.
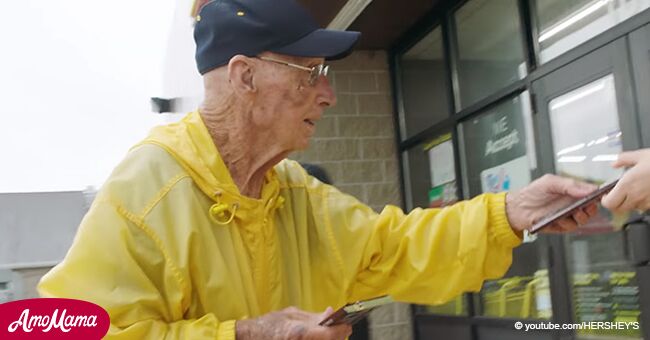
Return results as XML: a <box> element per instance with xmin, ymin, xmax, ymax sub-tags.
<box><xmin>236</xmin><ymin>306</ymin><xmax>352</xmax><ymax>340</ymax></box>
<box><xmin>602</xmin><ymin>149</ymin><xmax>650</xmax><ymax>213</ymax></box>
<box><xmin>506</xmin><ymin>174</ymin><xmax>599</xmax><ymax>233</ymax></box>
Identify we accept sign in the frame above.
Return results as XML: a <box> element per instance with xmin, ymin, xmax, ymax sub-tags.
<box><xmin>0</xmin><ymin>298</ymin><xmax>110</xmax><ymax>339</ymax></box>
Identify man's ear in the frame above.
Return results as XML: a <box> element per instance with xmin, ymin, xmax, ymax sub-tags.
<box><xmin>227</xmin><ymin>55</ymin><xmax>256</xmax><ymax>94</ymax></box>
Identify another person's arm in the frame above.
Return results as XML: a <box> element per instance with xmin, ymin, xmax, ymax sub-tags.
<box><xmin>602</xmin><ymin>148</ymin><xmax>650</xmax><ymax>213</ymax></box>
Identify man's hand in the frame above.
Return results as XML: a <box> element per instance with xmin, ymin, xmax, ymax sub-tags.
<box><xmin>236</xmin><ymin>306</ymin><xmax>352</xmax><ymax>340</ymax></box>
<box><xmin>505</xmin><ymin>174</ymin><xmax>599</xmax><ymax>233</ymax></box>
<box><xmin>602</xmin><ymin>149</ymin><xmax>650</xmax><ymax>213</ymax></box>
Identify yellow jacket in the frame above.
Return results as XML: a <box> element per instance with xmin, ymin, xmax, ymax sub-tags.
<box><xmin>38</xmin><ymin>111</ymin><xmax>522</xmax><ymax>339</ymax></box>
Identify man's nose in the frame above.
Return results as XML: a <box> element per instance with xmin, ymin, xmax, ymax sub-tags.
<box><xmin>316</xmin><ymin>76</ymin><xmax>337</xmax><ymax>107</ymax></box>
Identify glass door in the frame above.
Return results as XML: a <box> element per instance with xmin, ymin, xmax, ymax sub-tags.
<box><xmin>532</xmin><ymin>37</ymin><xmax>643</xmax><ymax>339</ymax></box>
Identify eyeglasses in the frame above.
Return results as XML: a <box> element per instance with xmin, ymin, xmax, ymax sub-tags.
<box><xmin>258</xmin><ymin>56</ymin><xmax>329</xmax><ymax>86</ymax></box>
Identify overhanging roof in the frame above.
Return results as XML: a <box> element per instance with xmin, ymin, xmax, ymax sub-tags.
<box><xmin>297</xmin><ymin>0</ymin><xmax>449</xmax><ymax>49</ymax></box>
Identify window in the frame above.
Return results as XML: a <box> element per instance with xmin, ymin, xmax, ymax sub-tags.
<box><xmin>549</xmin><ymin>74</ymin><xmax>623</xmax><ymax>183</ymax></box>
<box><xmin>535</xmin><ymin>0</ymin><xmax>650</xmax><ymax>63</ymax></box>
<box><xmin>454</xmin><ymin>0</ymin><xmax>527</xmax><ymax>109</ymax></box>
<box><xmin>458</xmin><ymin>92</ymin><xmax>535</xmax><ymax>198</ymax></box>
<box><xmin>398</xmin><ymin>27</ymin><xmax>450</xmax><ymax>140</ymax></box>
<box><xmin>403</xmin><ymin>133</ymin><xmax>459</xmax><ymax>211</ymax></box>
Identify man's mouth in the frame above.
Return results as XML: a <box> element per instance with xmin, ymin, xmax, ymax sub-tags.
<box><xmin>304</xmin><ymin>119</ymin><xmax>315</xmax><ymax>126</ymax></box>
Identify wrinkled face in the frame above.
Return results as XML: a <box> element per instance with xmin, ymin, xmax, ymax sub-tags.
<box><xmin>252</xmin><ymin>52</ymin><xmax>337</xmax><ymax>151</ymax></box>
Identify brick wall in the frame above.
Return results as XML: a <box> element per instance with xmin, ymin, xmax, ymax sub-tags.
<box><xmin>290</xmin><ymin>50</ymin><xmax>413</xmax><ymax>340</ymax></box>
<box><xmin>291</xmin><ymin>50</ymin><xmax>402</xmax><ymax>212</ymax></box>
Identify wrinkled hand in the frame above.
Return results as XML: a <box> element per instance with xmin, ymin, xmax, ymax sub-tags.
<box><xmin>602</xmin><ymin>149</ymin><xmax>650</xmax><ymax>213</ymax></box>
<box><xmin>236</xmin><ymin>306</ymin><xmax>352</xmax><ymax>340</ymax></box>
<box><xmin>505</xmin><ymin>174</ymin><xmax>599</xmax><ymax>233</ymax></box>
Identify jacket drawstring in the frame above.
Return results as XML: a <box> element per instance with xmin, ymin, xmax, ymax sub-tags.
<box><xmin>263</xmin><ymin>196</ymin><xmax>285</xmax><ymax>217</ymax></box>
<box><xmin>209</xmin><ymin>191</ymin><xmax>239</xmax><ymax>225</ymax></box>
<box><xmin>209</xmin><ymin>203</ymin><xmax>238</xmax><ymax>225</ymax></box>
<box><xmin>209</xmin><ymin>192</ymin><xmax>284</xmax><ymax>226</ymax></box>
<box><xmin>275</xmin><ymin>196</ymin><xmax>285</xmax><ymax>210</ymax></box>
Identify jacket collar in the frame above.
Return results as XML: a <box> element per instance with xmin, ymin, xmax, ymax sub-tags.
<box><xmin>138</xmin><ymin>111</ymin><xmax>281</xmax><ymax>212</ymax></box>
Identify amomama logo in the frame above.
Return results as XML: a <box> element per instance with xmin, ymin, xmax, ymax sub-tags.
<box><xmin>0</xmin><ymin>298</ymin><xmax>110</xmax><ymax>339</ymax></box>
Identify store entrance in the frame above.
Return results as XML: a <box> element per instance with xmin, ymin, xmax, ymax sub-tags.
<box><xmin>532</xmin><ymin>37</ymin><xmax>644</xmax><ymax>340</ymax></box>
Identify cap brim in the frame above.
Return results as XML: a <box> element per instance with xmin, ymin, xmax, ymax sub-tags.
<box><xmin>271</xmin><ymin>29</ymin><xmax>361</xmax><ymax>61</ymax></box>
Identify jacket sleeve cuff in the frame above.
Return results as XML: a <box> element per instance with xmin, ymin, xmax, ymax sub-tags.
<box><xmin>217</xmin><ymin>320</ymin><xmax>237</xmax><ymax>340</ymax></box>
<box><xmin>487</xmin><ymin>192</ymin><xmax>523</xmax><ymax>248</ymax></box>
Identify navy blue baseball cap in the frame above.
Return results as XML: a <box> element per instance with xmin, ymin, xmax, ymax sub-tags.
<box><xmin>194</xmin><ymin>0</ymin><xmax>361</xmax><ymax>75</ymax></box>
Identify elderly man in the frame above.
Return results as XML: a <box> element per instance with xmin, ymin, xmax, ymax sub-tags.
<box><xmin>39</xmin><ymin>0</ymin><xmax>598</xmax><ymax>339</ymax></box>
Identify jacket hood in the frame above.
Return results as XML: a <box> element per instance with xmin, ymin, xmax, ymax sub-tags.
<box><xmin>135</xmin><ymin>111</ymin><xmax>281</xmax><ymax>212</ymax></box>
